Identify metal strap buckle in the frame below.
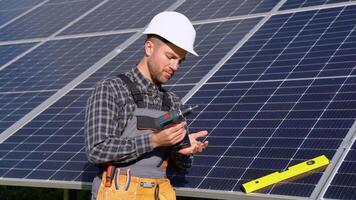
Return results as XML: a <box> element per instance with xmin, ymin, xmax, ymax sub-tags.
<box><xmin>140</xmin><ymin>182</ymin><xmax>155</xmax><ymax>188</ymax></box>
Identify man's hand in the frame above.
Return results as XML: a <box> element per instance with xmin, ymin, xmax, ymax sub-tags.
<box><xmin>151</xmin><ymin>121</ymin><xmax>187</xmax><ymax>148</ymax></box>
<box><xmin>178</xmin><ymin>130</ymin><xmax>208</xmax><ymax>156</ymax></box>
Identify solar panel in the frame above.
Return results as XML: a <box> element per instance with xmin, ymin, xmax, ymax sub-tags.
<box><xmin>175</xmin><ymin>0</ymin><xmax>277</xmax><ymax>21</ymax></box>
<box><xmin>0</xmin><ymin>89</ymin><xmax>91</xmax><ymax>181</ymax></box>
<box><xmin>169</xmin><ymin>4</ymin><xmax>356</xmax><ymax>198</ymax></box>
<box><xmin>59</xmin><ymin>0</ymin><xmax>176</xmax><ymax>36</ymax></box>
<box><xmin>0</xmin><ymin>33</ymin><xmax>131</xmax><ymax>134</ymax></box>
<box><xmin>0</xmin><ymin>0</ymin><xmax>102</xmax><ymax>41</ymax></box>
<box><xmin>1</xmin><ymin>0</ymin><xmax>356</xmax><ymax>199</ymax></box>
<box><xmin>0</xmin><ymin>18</ymin><xmax>260</xmax><ymax>187</ymax></box>
<box><xmin>280</xmin><ymin>0</ymin><xmax>356</xmax><ymax>10</ymax></box>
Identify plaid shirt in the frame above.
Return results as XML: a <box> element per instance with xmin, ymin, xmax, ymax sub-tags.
<box><xmin>85</xmin><ymin>67</ymin><xmax>190</xmax><ymax>168</ymax></box>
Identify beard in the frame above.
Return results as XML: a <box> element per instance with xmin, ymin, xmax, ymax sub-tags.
<box><xmin>147</xmin><ymin>61</ymin><xmax>166</xmax><ymax>85</ymax></box>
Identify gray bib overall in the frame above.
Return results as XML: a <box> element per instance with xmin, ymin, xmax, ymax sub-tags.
<box><xmin>91</xmin><ymin>74</ymin><xmax>172</xmax><ymax>199</ymax></box>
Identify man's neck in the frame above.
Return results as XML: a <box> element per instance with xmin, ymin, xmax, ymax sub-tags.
<box><xmin>136</xmin><ymin>58</ymin><xmax>158</xmax><ymax>86</ymax></box>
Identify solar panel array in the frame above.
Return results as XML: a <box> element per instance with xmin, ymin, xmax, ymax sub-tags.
<box><xmin>0</xmin><ymin>0</ymin><xmax>355</xmax><ymax>200</ymax></box>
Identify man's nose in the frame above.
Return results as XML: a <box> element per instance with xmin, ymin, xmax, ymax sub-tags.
<box><xmin>170</xmin><ymin>60</ymin><xmax>180</xmax><ymax>71</ymax></box>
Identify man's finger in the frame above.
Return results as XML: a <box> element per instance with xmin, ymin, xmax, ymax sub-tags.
<box><xmin>191</xmin><ymin>130</ymin><xmax>208</xmax><ymax>138</ymax></box>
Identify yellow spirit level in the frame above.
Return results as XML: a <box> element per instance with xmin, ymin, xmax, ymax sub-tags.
<box><xmin>242</xmin><ymin>155</ymin><xmax>329</xmax><ymax>193</ymax></box>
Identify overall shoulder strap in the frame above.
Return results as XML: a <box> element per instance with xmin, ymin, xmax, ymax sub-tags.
<box><xmin>117</xmin><ymin>73</ymin><xmax>173</xmax><ymax>110</ymax></box>
<box><xmin>117</xmin><ymin>74</ymin><xmax>145</xmax><ymax>108</ymax></box>
<box><xmin>160</xmin><ymin>88</ymin><xmax>172</xmax><ymax>111</ymax></box>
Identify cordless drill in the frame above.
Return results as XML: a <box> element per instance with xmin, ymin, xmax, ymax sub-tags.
<box><xmin>137</xmin><ymin>105</ymin><xmax>198</xmax><ymax>149</ymax></box>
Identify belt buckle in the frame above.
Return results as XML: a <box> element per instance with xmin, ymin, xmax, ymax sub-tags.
<box><xmin>140</xmin><ymin>182</ymin><xmax>155</xmax><ymax>188</ymax></box>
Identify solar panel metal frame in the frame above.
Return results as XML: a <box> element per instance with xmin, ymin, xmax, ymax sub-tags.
<box><xmin>316</xmin><ymin>121</ymin><xmax>356</xmax><ymax>199</ymax></box>
<box><xmin>1</xmin><ymin>1</ymin><xmax>356</xmax><ymax>200</ymax></box>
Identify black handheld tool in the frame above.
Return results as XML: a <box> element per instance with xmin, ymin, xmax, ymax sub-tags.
<box><xmin>137</xmin><ymin>105</ymin><xmax>198</xmax><ymax>149</ymax></box>
<box><xmin>137</xmin><ymin>105</ymin><xmax>198</xmax><ymax>131</ymax></box>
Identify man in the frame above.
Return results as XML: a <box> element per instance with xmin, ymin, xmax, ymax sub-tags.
<box><xmin>85</xmin><ymin>11</ymin><xmax>208</xmax><ymax>200</ymax></box>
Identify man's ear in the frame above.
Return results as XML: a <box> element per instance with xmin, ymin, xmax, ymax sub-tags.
<box><xmin>144</xmin><ymin>40</ymin><xmax>154</xmax><ymax>57</ymax></box>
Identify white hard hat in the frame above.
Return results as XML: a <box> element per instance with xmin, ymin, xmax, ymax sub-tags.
<box><xmin>143</xmin><ymin>11</ymin><xmax>198</xmax><ymax>56</ymax></box>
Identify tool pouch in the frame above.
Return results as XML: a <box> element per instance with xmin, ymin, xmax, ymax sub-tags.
<box><xmin>97</xmin><ymin>168</ymin><xmax>176</xmax><ymax>200</ymax></box>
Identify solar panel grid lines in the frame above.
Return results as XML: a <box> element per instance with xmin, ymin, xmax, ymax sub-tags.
<box><xmin>74</xmin><ymin>38</ymin><xmax>145</xmax><ymax>89</ymax></box>
<box><xmin>175</xmin><ymin>0</ymin><xmax>278</xmax><ymax>21</ymax></box>
<box><xmin>0</xmin><ymin>0</ymin><xmax>105</xmax><ymax>42</ymax></box>
<box><xmin>169</xmin><ymin>18</ymin><xmax>261</xmax><ymax>86</ymax></box>
<box><xmin>52</xmin><ymin>28</ymin><xmax>140</xmax><ymax>42</ymax></box>
<box><xmin>0</xmin><ymin>14</ymin><xmax>263</xmax><ymax>189</ymax></box>
<box><xmin>22</xmin><ymin>90</ymin><xmax>88</xmax><ymax>182</ymax></box>
<box><xmin>188</xmin><ymin>8</ymin><xmax>305</xmax><ymax>186</ymax></box>
<box><xmin>175</xmin><ymin>3</ymin><xmax>356</xmax><ymax>198</ymax></box>
<box><xmin>182</xmin><ymin>79</ymin><xmax>352</xmax><ymax>194</ymax></box>
<box><xmin>0</xmin><ymin>0</ymin><xmax>46</xmax><ymax>12</ymax></box>
<box><xmin>265</xmin><ymin>5</ymin><xmax>355</xmax><ymax>194</ymax></box>
<box><xmin>1</xmin><ymin>0</ymin><xmax>356</xmax><ymax>199</ymax></box>
<box><xmin>0</xmin><ymin>88</ymin><xmax>93</xmax><ymax>182</ymax></box>
<box><xmin>0</xmin><ymin>43</ymin><xmax>37</xmax><ymax>67</ymax></box>
<box><xmin>276</xmin><ymin>0</ymin><xmax>356</xmax><ymax>17</ymax></box>
<box><xmin>0</xmin><ymin>91</ymin><xmax>54</xmax><ymax>134</ymax></box>
<box><xmin>58</xmin><ymin>0</ymin><xmax>177</xmax><ymax>36</ymax></box>
<box><xmin>0</xmin><ymin>0</ymin><xmax>110</xmax><ymax>73</ymax></box>
<box><xmin>0</xmin><ymin>34</ymin><xmax>132</xmax><ymax>92</ymax></box>
<box><xmin>312</xmin><ymin>121</ymin><xmax>356</xmax><ymax>200</ymax></box>
<box><xmin>77</xmin><ymin>18</ymin><xmax>261</xmax><ymax>97</ymax></box>
<box><xmin>172</xmin><ymin>0</ymin><xmax>292</xmax><ymax>191</ymax></box>
<box><xmin>280</xmin><ymin>0</ymin><xmax>356</xmax><ymax>10</ymax></box>
<box><xmin>181</xmin><ymin>0</ymin><xmax>288</xmax><ymax>104</ymax></box>
<box><xmin>207</xmin><ymin>11</ymin><xmax>300</xmax><ymax>84</ymax></box>
<box><xmin>210</xmin><ymin>5</ymin><xmax>356</xmax><ymax>83</ymax></box>
<box><xmin>0</xmin><ymin>33</ymin><xmax>132</xmax><ymax>142</ymax></box>
<box><xmin>0</xmin><ymin>0</ymin><xmax>49</xmax><ymax>29</ymax></box>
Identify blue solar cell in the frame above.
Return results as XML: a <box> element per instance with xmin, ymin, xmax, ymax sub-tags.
<box><xmin>175</xmin><ymin>0</ymin><xmax>277</xmax><ymax>21</ymax></box>
<box><xmin>0</xmin><ymin>91</ymin><xmax>53</xmax><ymax>133</ymax></box>
<box><xmin>0</xmin><ymin>0</ymin><xmax>101</xmax><ymax>41</ymax></box>
<box><xmin>27</xmin><ymin>170</ymin><xmax>53</xmax><ymax>179</ymax></box>
<box><xmin>0</xmin><ymin>0</ymin><xmax>44</xmax><ymax>11</ymax></box>
<box><xmin>0</xmin><ymin>9</ymin><xmax>28</xmax><ymax>26</ymax></box>
<box><xmin>280</xmin><ymin>0</ymin><xmax>355</xmax><ymax>10</ymax></box>
<box><xmin>60</xmin><ymin>0</ymin><xmax>175</xmax><ymax>35</ymax></box>
<box><xmin>0</xmin><ymin>43</ymin><xmax>36</xmax><ymax>66</ymax></box>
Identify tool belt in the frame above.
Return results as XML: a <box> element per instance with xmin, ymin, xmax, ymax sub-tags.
<box><xmin>97</xmin><ymin>166</ymin><xmax>176</xmax><ymax>200</ymax></box>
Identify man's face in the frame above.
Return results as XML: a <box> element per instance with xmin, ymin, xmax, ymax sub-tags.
<box><xmin>147</xmin><ymin>39</ymin><xmax>187</xmax><ymax>85</ymax></box>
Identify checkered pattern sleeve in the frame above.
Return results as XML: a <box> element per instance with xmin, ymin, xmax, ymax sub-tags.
<box><xmin>84</xmin><ymin>79</ymin><xmax>153</xmax><ymax>164</ymax></box>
